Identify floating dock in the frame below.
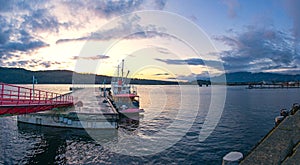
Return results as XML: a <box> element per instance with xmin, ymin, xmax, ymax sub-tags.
<box><xmin>17</xmin><ymin>88</ymin><xmax>119</xmax><ymax>129</ymax></box>
<box><xmin>240</xmin><ymin>109</ymin><xmax>300</xmax><ymax>164</ymax></box>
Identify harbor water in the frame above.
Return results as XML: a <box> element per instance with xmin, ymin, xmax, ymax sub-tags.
<box><xmin>1</xmin><ymin>85</ymin><xmax>300</xmax><ymax>164</ymax></box>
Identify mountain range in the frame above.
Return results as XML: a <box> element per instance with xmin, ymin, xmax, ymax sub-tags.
<box><xmin>0</xmin><ymin>67</ymin><xmax>177</xmax><ymax>85</ymax></box>
<box><xmin>215</xmin><ymin>72</ymin><xmax>300</xmax><ymax>84</ymax></box>
<box><xmin>1</xmin><ymin>67</ymin><xmax>300</xmax><ymax>85</ymax></box>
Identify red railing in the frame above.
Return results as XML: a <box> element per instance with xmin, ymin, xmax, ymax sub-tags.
<box><xmin>0</xmin><ymin>83</ymin><xmax>73</xmax><ymax>106</ymax></box>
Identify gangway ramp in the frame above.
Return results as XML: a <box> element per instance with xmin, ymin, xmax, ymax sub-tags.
<box><xmin>0</xmin><ymin>83</ymin><xmax>73</xmax><ymax>115</ymax></box>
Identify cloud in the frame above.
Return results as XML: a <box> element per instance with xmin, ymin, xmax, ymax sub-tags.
<box><xmin>283</xmin><ymin>0</ymin><xmax>300</xmax><ymax>44</ymax></box>
<box><xmin>156</xmin><ymin>58</ymin><xmax>204</xmax><ymax>65</ymax></box>
<box><xmin>176</xmin><ymin>72</ymin><xmax>210</xmax><ymax>81</ymax></box>
<box><xmin>0</xmin><ymin>0</ymin><xmax>168</xmax><ymax>58</ymax></box>
<box><xmin>0</xmin><ymin>0</ymin><xmax>13</xmax><ymax>12</ymax></box>
<box><xmin>62</xmin><ymin>0</ymin><xmax>167</xmax><ymax>18</ymax></box>
<box><xmin>22</xmin><ymin>8</ymin><xmax>62</xmax><ymax>33</ymax></box>
<box><xmin>156</xmin><ymin>58</ymin><xmax>222</xmax><ymax>68</ymax></box>
<box><xmin>153</xmin><ymin>73</ymin><xmax>170</xmax><ymax>76</ymax></box>
<box><xmin>62</xmin><ymin>0</ymin><xmax>143</xmax><ymax>19</ymax></box>
<box><xmin>0</xmin><ymin>2</ymin><xmax>52</xmax><ymax>60</ymax></box>
<box><xmin>3</xmin><ymin>41</ymin><xmax>49</xmax><ymax>52</ymax></box>
<box><xmin>56</xmin><ymin>14</ymin><xmax>169</xmax><ymax>44</ymax></box>
<box><xmin>222</xmin><ymin>0</ymin><xmax>240</xmax><ymax>18</ymax></box>
<box><xmin>72</xmin><ymin>55</ymin><xmax>110</xmax><ymax>60</ymax></box>
<box><xmin>214</xmin><ymin>26</ymin><xmax>298</xmax><ymax>72</ymax></box>
<box><xmin>40</xmin><ymin>61</ymin><xmax>51</xmax><ymax>68</ymax></box>
<box><xmin>156</xmin><ymin>47</ymin><xmax>171</xmax><ymax>54</ymax></box>
<box><xmin>6</xmin><ymin>59</ymin><xmax>62</xmax><ymax>69</ymax></box>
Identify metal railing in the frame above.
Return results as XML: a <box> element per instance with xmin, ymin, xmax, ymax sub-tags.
<box><xmin>0</xmin><ymin>82</ymin><xmax>73</xmax><ymax>106</ymax></box>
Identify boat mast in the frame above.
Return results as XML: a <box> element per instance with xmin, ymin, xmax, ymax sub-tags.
<box><xmin>117</xmin><ymin>65</ymin><xmax>120</xmax><ymax>78</ymax></box>
<box><xmin>121</xmin><ymin>59</ymin><xmax>124</xmax><ymax>82</ymax></box>
<box><xmin>126</xmin><ymin>70</ymin><xmax>130</xmax><ymax>78</ymax></box>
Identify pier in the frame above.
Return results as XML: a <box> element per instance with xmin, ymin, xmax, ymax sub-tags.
<box><xmin>247</xmin><ymin>82</ymin><xmax>300</xmax><ymax>89</ymax></box>
<box><xmin>240</xmin><ymin>108</ymin><xmax>300</xmax><ymax>164</ymax></box>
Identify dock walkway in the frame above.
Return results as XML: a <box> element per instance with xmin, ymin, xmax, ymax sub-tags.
<box><xmin>0</xmin><ymin>83</ymin><xmax>73</xmax><ymax>115</ymax></box>
<box><xmin>240</xmin><ymin>110</ymin><xmax>300</xmax><ymax>164</ymax></box>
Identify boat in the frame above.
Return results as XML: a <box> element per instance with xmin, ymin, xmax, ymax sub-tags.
<box><xmin>108</xmin><ymin>59</ymin><xmax>144</xmax><ymax>114</ymax></box>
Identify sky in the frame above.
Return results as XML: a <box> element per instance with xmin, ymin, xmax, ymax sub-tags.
<box><xmin>0</xmin><ymin>0</ymin><xmax>299</xmax><ymax>81</ymax></box>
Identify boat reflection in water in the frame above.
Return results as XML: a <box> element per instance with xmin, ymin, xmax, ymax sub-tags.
<box><xmin>16</xmin><ymin>122</ymin><xmax>118</xmax><ymax>164</ymax></box>
<box><xmin>16</xmin><ymin>114</ymin><xmax>142</xmax><ymax>162</ymax></box>
<box><xmin>118</xmin><ymin>114</ymin><xmax>141</xmax><ymax>133</ymax></box>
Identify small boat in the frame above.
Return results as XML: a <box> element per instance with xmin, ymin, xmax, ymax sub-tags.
<box><xmin>109</xmin><ymin>60</ymin><xmax>144</xmax><ymax>114</ymax></box>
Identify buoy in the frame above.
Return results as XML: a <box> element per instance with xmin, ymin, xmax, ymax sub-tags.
<box><xmin>222</xmin><ymin>151</ymin><xmax>243</xmax><ymax>165</ymax></box>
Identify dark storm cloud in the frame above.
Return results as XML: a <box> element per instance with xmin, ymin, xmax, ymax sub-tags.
<box><xmin>214</xmin><ymin>26</ymin><xmax>298</xmax><ymax>72</ymax></box>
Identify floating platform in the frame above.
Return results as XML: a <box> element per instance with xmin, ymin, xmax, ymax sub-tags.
<box><xmin>17</xmin><ymin>88</ymin><xmax>119</xmax><ymax>129</ymax></box>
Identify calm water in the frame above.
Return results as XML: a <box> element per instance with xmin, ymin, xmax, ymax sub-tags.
<box><xmin>1</xmin><ymin>85</ymin><xmax>300</xmax><ymax>164</ymax></box>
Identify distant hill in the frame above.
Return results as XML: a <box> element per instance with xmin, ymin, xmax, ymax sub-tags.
<box><xmin>3</xmin><ymin>67</ymin><xmax>297</xmax><ymax>85</ymax></box>
<box><xmin>213</xmin><ymin>72</ymin><xmax>300</xmax><ymax>84</ymax></box>
<box><xmin>0</xmin><ymin>67</ymin><xmax>178</xmax><ymax>85</ymax></box>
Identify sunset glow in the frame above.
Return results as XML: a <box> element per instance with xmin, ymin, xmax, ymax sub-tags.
<box><xmin>1</xmin><ymin>0</ymin><xmax>299</xmax><ymax>81</ymax></box>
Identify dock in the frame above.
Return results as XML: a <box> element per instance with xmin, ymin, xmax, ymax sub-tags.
<box><xmin>17</xmin><ymin>88</ymin><xmax>119</xmax><ymax>129</ymax></box>
<box><xmin>240</xmin><ymin>109</ymin><xmax>300</xmax><ymax>164</ymax></box>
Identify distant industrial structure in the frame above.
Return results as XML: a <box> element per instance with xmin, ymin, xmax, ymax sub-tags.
<box><xmin>247</xmin><ymin>81</ymin><xmax>300</xmax><ymax>89</ymax></box>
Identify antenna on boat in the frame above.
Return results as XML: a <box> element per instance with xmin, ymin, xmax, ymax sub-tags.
<box><xmin>126</xmin><ymin>70</ymin><xmax>130</xmax><ymax>78</ymax></box>
<box><xmin>117</xmin><ymin>65</ymin><xmax>120</xmax><ymax>78</ymax></box>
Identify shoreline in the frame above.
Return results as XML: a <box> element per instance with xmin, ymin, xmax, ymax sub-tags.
<box><xmin>240</xmin><ymin>108</ymin><xmax>300</xmax><ymax>164</ymax></box>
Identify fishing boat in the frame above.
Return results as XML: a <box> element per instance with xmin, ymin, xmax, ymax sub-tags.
<box><xmin>108</xmin><ymin>60</ymin><xmax>144</xmax><ymax>114</ymax></box>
